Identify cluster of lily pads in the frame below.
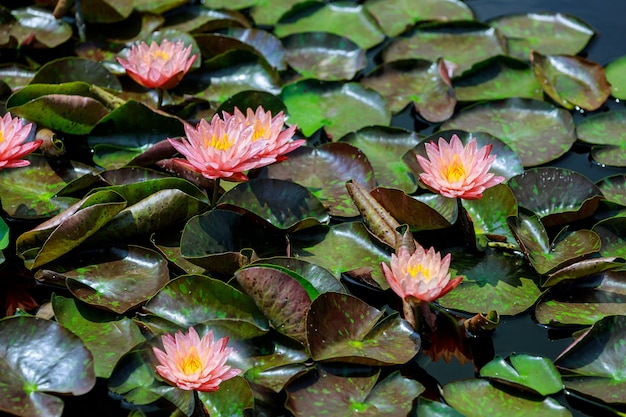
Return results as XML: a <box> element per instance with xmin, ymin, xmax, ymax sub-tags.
<box><xmin>1</xmin><ymin>0</ymin><xmax>626</xmax><ymax>416</ymax></box>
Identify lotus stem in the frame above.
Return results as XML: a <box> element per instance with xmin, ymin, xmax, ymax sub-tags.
<box><xmin>211</xmin><ymin>178</ymin><xmax>221</xmax><ymax>207</ymax></box>
<box><xmin>192</xmin><ymin>390</ymin><xmax>210</xmax><ymax>417</ymax></box>
<box><xmin>463</xmin><ymin>310</ymin><xmax>499</xmax><ymax>335</ymax></box>
<box><xmin>74</xmin><ymin>0</ymin><xmax>86</xmax><ymax>43</ymax></box>
<box><xmin>402</xmin><ymin>297</ymin><xmax>418</xmax><ymax>331</ymax></box>
<box><xmin>157</xmin><ymin>88</ymin><xmax>164</xmax><ymax>109</ymax></box>
<box><xmin>456</xmin><ymin>198</ymin><xmax>477</xmax><ymax>251</ymax></box>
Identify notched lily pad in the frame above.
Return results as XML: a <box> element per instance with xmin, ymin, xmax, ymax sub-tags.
<box><xmin>596</xmin><ymin>174</ymin><xmax>626</xmax><ymax>206</ymax></box>
<box><xmin>30</xmin><ymin>57</ymin><xmax>122</xmax><ymax>91</ymax></box>
<box><xmin>479</xmin><ymin>354</ymin><xmax>563</xmax><ymax>396</ymax></box>
<box><xmin>282</xmin><ymin>32</ymin><xmax>366</xmax><ymax>80</ymax></box>
<box><xmin>576</xmin><ymin>110</ymin><xmax>626</xmax><ymax>167</ymax></box>
<box><xmin>592</xmin><ymin>216</ymin><xmax>626</xmax><ymax>258</ymax></box>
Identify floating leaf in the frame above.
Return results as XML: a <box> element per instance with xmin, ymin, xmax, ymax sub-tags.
<box><xmin>576</xmin><ymin>110</ymin><xmax>626</xmax><ymax>167</ymax></box>
<box><xmin>80</xmin><ymin>0</ymin><xmax>133</xmax><ymax>23</ymax></box>
<box><xmin>281</xmin><ymin>80</ymin><xmax>390</xmax><ymax>140</ymax></box>
<box><xmin>442</xmin><ymin>98</ymin><xmax>576</xmax><ymax>166</ymax></box>
<box><xmin>463</xmin><ymin>184</ymin><xmax>519</xmax><ymax>246</ymax></box>
<box><xmin>364</xmin><ymin>0</ymin><xmax>473</xmax><ymax>37</ymax></box>
<box><xmin>250</xmin><ymin>0</ymin><xmax>310</xmax><ymax>26</ymax></box>
<box><xmin>443</xmin><ymin>379</ymin><xmax>572</xmax><ymax>417</ymax></box>
<box><xmin>597</xmin><ymin>174</ymin><xmax>626</xmax><ymax>206</ymax></box>
<box><xmin>257</xmin><ymin>143</ymin><xmax>375</xmax><ymax>217</ymax></box>
<box><xmin>556</xmin><ymin>315</ymin><xmax>626</xmax><ymax>404</ymax></box>
<box><xmin>383</xmin><ymin>22</ymin><xmax>506</xmax><ymax>76</ymax></box>
<box><xmin>507</xmin><ymin>167</ymin><xmax>603</xmax><ymax>227</ymax></box>
<box><xmin>0</xmin><ymin>316</ymin><xmax>95</xmax><ymax>417</ymax></box>
<box><xmin>161</xmin><ymin>5</ymin><xmax>250</xmax><ymax>33</ymax></box>
<box><xmin>489</xmin><ymin>12</ymin><xmax>594</xmax><ymax>61</ymax></box>
<box><xmin>592</xmin><ymin>216</ymin><xmax>626</xmax><ymax>258</ymax></box>
<box><xmin>199</xmin><ymin>376</ymin><xmax>255</xmax><ymax>417</ymax></box>
<box><xmin>9</xmin><ymin>7</ymin><xmax>72</xmax><ymax>48</ymax></box>
<box><xmin>282</xmin><ymin>32</ymin><xmax>365</xmax><ymax>80</ymax></box>
<box><xmin>605</xmin><ymin>56</ymin><xmax>626</xmax><ymax>100</ymax></box>
<box><xmin>221</xmin><ymin>28</ymin><xmax>287</xmax><ymax>70</ymax></box>
<box><xmin>480</xmin><ymin>354</ymin><xmax>563</xmax><ymax>395</ymax></box>
<box><xmin>252</xmin><ymin>257</ymin><xmax>346</xmax><ymax>295</ymax></box>
<box><xmin>307</xmin><ymin>292</ymin><xmax>420</xmax><ymax>365</ymax></box>
<box><xmin>275</xmin><ymin>3</ymin><xmax>386</xmax><ymax>50</ymax></box>
<box><xmin>361</xmin><ymin>58</ymin><xmax>456</xmax><ymax>121</ymax></box>
<box><xmin>531</xmin><ymin>52</ymin><xmax>610</xmax><ymax>111</ymax></box>
<box><xmin>52</xmin><ymin>294</ymin><xmax>145</xmax><ymax>378</ymax></box>
<box><xmin>30</xmin><ymin>57</ymin><xmax>122</xmax><ymax>91</ymax></box>
<box><xmin>417</xmin><ymin>398</ymin><xmax>466</xmax><ymax>417</ymax></box>
<box><xmin>437</xmin><ymin>249</ymin><xmax>542</xmax><ymax>316</ymax></box>
<box><xmin>286</xmin><ymin>369</ymin><xmax>423</xmax><ymax>417</ymax></box>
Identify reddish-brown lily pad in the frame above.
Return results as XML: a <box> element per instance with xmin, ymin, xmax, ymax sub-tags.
<box><xmin>596</xmin><ymin>174</ymin><xmax>626</xmax><ymax>206</ymax></box>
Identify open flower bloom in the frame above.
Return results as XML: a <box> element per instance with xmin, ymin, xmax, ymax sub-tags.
<box><xmin>233</xmin><ymin>106</ymin><xmax>304</xmax><ymax>162</ymax></box>
<box><xmin>117</xmin><ymin>39</ymin><xmax>197</xmax><ymax>89</ymax></box>
<box><xmin>381</xmin><ymin>242</ymin><xmax>462</xmax><ymax>303</ymax></box>
<box><xmin>0</xmin><ymin>112</ymin><xmax>41</xmax><ymax>170</ymax></box>
<box><xmin>153</xmin><ymin>327</ymin><xmax>241</xmax><ymax>392</ymax></box>
<box><xmin>416</xmin><ymin>134</ymin><xmax>505</xmax><ymax>199</ymax></box>
<box><xmin>169</xmin><ymin>107</ymin><xmax>303</xmax><ymax>181</ymax></box>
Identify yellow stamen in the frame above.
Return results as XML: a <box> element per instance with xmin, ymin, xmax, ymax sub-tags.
<box><xmin>180</xmin><ymin>347</ymin><xmax>203</xmax><ymax>375</ymax></box>
<box><xmin>206</xmin><ymin>133</ymin><xmax>234</xmax><ymax>151</ymax></box>
<box><xmin>407</xmin><ymin>263</ymin><xmax>432</xmax><ymax>282</ymax></box>
<box><xmin>444</xmin><ymin>155</ymin><xmax>466</xmax><ymax>183</ymax></box>
<box><xmin>251</xmin><ymin>120</ymin><xmax>268</xmax><ymax>142</ymax></box>
<box><xmin>0</xmin><ymin>131</ymin><xmax>4</xmax><ymax>143</ymax></box>
<box><xmin>151</xmin><ymin>50</ymin><xmax>170</xmax><ymax>61</ymax></box>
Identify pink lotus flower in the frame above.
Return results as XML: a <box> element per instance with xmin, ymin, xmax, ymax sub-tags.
<box><xmin>381</xmin><ymin>242</ymin><xmax>462</xmax><ymax>303</ymax></box>
<box><xmin>152</xmin><ymin>327</ymin><xmax>241</xmax><ymax>392</ymax></box>
<box><xmin>416</xmin><ymin>134</ymin><xmax>505</xmax><ymax>199</ymax></box>
<box><xmin>0</xmin><ymin>112</ymin><xmax>41</xmax><ymax>170</ymax></box>
<box><xmin>168</xmin><ymin>107</ymin><xmax>303</xmax><ymax>181</ymax></box>
<box><xmin>117</xmin><ymin>39</ymin><xmax>197</xmax><ymax>89</ymax></box>
<box><xmin>233</xmin><ymin>106</ymin><xmax>304</xmax><ymax>162</ymax></box>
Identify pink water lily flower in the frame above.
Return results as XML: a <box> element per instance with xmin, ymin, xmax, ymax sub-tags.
<box><xmin>381</xmin><ymin>242</ymin><xmax>462</xmax><ymax>303</ymax></box>
<box><xmin>0</xmin><ymin>112</ymin><xmax>42</xmax><ymax>170</ymax></box>
<box><xmin>153</xmin><ymin>327</ymin><xmax>241</xmax><ymax>392</ymax></box>
<box><xmin>117</xmin><ymin>39</ymin><xmax>197</xmax><ymax>89</ymax></box>
<box><xmin>233</xmin><ymin>106</ymin><xmax>304</xmax><ymax>162</ymax></box>
<box><xmin>416</xmin><ymin>134</ymin><xmax>505</xmax><ymax>200</ymax></box>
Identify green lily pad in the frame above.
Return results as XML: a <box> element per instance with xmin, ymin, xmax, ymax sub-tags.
<box><xmin>437</xmin><ymin>248</ymin><xmax>542</xmax><ymax>316</ymax></box>
<box><xmin>383</xmin><ymin>22</ymin><xmax>506</xmax><ymax>77</ymax></box>
<box><xmin>199</xmin><ymin>376</ymin><xmax>255</xmax><ymax>417</ymax></box>
<box><xmin>30</xmin><ymin>57</ymin><xmax>122</xmax><ymax>91</ymax></box>
<box><xmin>535</xmin><ymin>271</ymin><xmax>626</xmax><ymax>326</ymax></box>
<box><xmin>443</xmin><ymin>379</ymin><xmax>572</xmax><ymax>417</ymax></box>
<box><xmin>0</xmin><ymin>217</ymin><xmax>7</xmax><ymax>255</ymax></box>
<box><xmin>286</xmin><ymin>369</ymin><xmax>424</xmax><ymax>417</ymax></box>
<box><xmin>281</xmin><ymin>80</ymin><xmax>390</xmax><ymax>140</ymax></box>
<box><xmin>592</xmin><ymin>216</ymin><xmax>626</xmax><ymax>258</ymax></box>
<box><xmin>453</xmin><ymin>56</ymin><xmax>543</xmax><ymax>102</ymax></box>
<box><xmin>221</xmin><ymin>28</ymin><xmax>287</xmax><ymax>70</ymax></box>
<box><xmin>251</xmin><ymin>257</ymin><xmax>346</xmax><ymax>295</ymax></box>
<box><xmin>51</xmin><ymin>294</ymin><xmax>145</xmax><ymax>378</ymax></box>
<box><xmin>480</xmin><ymin>354</ymin><xmax>563</xmax><ymax>396</ymax></box>
<box><xmin>236</xmin><ymin>266</ymin><xmax>314</xmax><ymax>344</ymax></box>
<box><xmin>134</xmin><ymin>0</ymin><xmax>188</xmax><ymax>14</ymax></box>
<box><xmin>605</xmin><ymin>55</ymin><xmax>626</xmax><ymax>99</ymax></box>
<box><xmin>0</xmin><ymin>65</ymin><xmax>35</xmax><ymax>90</ymax></box>
<box><xmin>507</xmin><ymin>167</ymin><xmax>603</xmax><ymax>227</ymax></box>
<box><xmin>258</xmin><ymin>143</ymin><xmax>376</xmax><ymax>217</ymax></box>
<box><xmin>216</xmin><ymin>90</ymin><xmax>286</xmax><ymax>116</ymax></box>
<box><xmin>417</xmin><ymin>398</ymin><xmax>466</xmax><ymax>417</ymax></box>
<box><xmin>291</xmin><ymin>222</ymin><xmax>391</xmax><ymax>289</ymax></box>
<box><xmin>597</xmin><ymin>174</ymin><xmax>626</xmax><ymax>206</ymax></box>
<box><xmin>361</xmin><ymin>58</ymin><xmax>456</xmax><ymax>121</ymax></box>
<box><xmin>340</xmin><ymin>126</ymin><xmax>420</xmax><ymax>193</ymax></box>
<box><xmin>463</xmin><ymin>184</ymin><xmax>519</xmax><ymax>247</ymax></box>
<box><xmin>250</xmin><ymin>0</ymin><xmax>311</xmax><ymax>26</ymax></box>
<box><xmin>161</xmin><ymin>5</ymin><xmax>249</xmax><ymax>33</ymax></box>
<box><xmin>8</xmin><ymin>7</ymin><xmax>72</xmax><ymax>48</ymax></box>
<box><xmin>217</xmin><ymin>178</ymin><xmax>330</xmax><ymax>232</ymax></box>
<box><xmin>576</xmin><ymin>110</ymin><xmax>626</xmax><ymax>167</ymax></box>
<box><xmin>0</xmin><ymin>156</ymin><xmax>92</xmax><ymax>219</ymax></box>
<box><xmin>275</xmin><ymin>3</ymin><xmax>386</xmax><ymax>50</ymax></box>
<box><xmin>282</xmin><ymin>32</ymin><xmax>365</xmax><ymax>80</ymax></box>
<box><xmin>143</xmin><ymin>274</ymin><xmax>270</xmax><ymax>339</ymax></box>
<box><xmin>307</xmin><ymin>292</ymin><xmax>420</xmax><ymax>365</ymax></box>
<box><xmin>543</xmin><ymin>257</ymin><xmax>626</xmax><ymax>288</ymax></box>
<box><xmin>531</xmin><ymin>52</ymin><xmax>611</xmax><ymax>111</ymax></box>
<box><xmin>556</xmin><ymin>315</ymin><xmax>626</xmax><ymax>404</ymax></box>
<box><xmin>364</xmin><ymin>0</ymin><xmax>473</xmax><ymax>37</ymax></box>
<box><xmin>0</xmin><ymin>316</ymin><xmax>95</xmax><ymax>417</ymax></box>
<box><xmin>508</xmin><ymin>208</ymin><xmax>601</xmax><ymax>275</ymax></box>
<box><xmin>80</xmin><ymin>0</ymin><xmax>133</xmax><ymax>23</ymax></box>
<box><xmin>442</xmin><ymin>98</ymin><xmax>576</xmax><ymax>167</ymax></box>
<box><xmin>489</xmin><ymin>12</ymin><xmax>594</xmax><ymax>61</ymax></box>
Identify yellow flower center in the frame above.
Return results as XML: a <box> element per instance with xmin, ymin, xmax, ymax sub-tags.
<box><xmin>444</xmin><ymin>155</ymin><xmax>466</xmax><ymax>183</ymax></box>
<box><xmin>151</xmin><ymin>50</ymin><xmax>170</xmax><ymax>61</ymax></box>
<box><xmin>180</xmin><ymin>347</ymin><xmax>203</xmax><ymax>376</ymax></box>
<box><xmin>0</xmin><ymin>131</ymin><xmax>4</xmax><ymax>143</ymax></box>
<box><xmin>407</xmin><ymin>263</ymin><xmax>432</xmax><ymax>282</ymax></box>
<box><xmin>251</xmin><ymin>120</ymin><xmax>268</xmax><ymax>142</ymax></box>
<box><xmin>207</xmin><ymin>133</ymin><xmax>234</xmax><ymax>151</ymax></box>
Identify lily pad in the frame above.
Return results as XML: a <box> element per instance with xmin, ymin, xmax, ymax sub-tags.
<box><xmin>361</xmin><ymin>58</ymin><xmax>456</xmax><ymax>121</ymax></box>
<box><xmin>531</xmin><ymin>52</ymin><xmax>610</xmax><ymax>111</ymax></box>
<box><xmin>605</xmin><ymin>55</ymin><xmax>626</xmax><ymax>100</ymax></box>
<box><xmin>51</xmin><ymin>294</ymin><xmax>145</xmax><ymax>378</ymax></box>
<box><xmin>479</xmin><ymin>354</ymin><xmax>563</xmax><ymax>396</ymax></box>
<box><xmin>79</xmin><ymin>0</ymin><xmax>133</xmax><ymax>23</ymax></box>
<box><xmin>383</xmin><ymin>22</ymin><xmax>506</xmax><ymax>77</ymax></box>
<box><xmin>489</xmin><ymin>12</ymin><xmax>594</xmax><ymax>61</ymax></box>
<box><xmin>143</xmin><ymin>274</ymin><xmax>270</xmax><ymax>339</ymax></box>
<box><xmin>274</xmin><ymin>3</ymin><xmax>386</xmax><ymax>50</ymax></box>
<box><xmin>286</xmin><ymin>369</ymin><xmax>424</xmax><ymax>417</ymax></box>
<box><xmin>443</xmin><ymin>379</ymin><xmax>572</xmax><ymax>417</ymax></box>
<box><xmin>30</xmin><ymin>57</ymin><xmax>122</xmax><ymax>91</ymax></box>
<box><xmin>437</xmin><ymin>248</ymin><xmax>542</xmax><ymax>316</ymax></box>
<box><xmin>282</xmin><ymin>32</ymin><xmax>366</xmax><ymax>80</ymax></box>
<box><xmin>257</xmin><ymin>143</ymin><xmax>375</xmax><ymax>217</ymax></box>
<box><xmin>281</xmin><ymin>80</ymin><xmax>390</xmax><ymax>140</ymax></box>
<box><xmin>161</xmin><ymin>5</ymin><xmax>250</xmax><ymax>33</ymax></box>
<box><xmin>596</xmin><ymin>174</ymin><xmax>626</xmax><ymax>206</ymax></box>
<box><xmin>307</xmin><ymin>292</ymin><xmax>420</xmax><ymax>365</ymax></box>
<box><xmin>507</xmin><ymin>167</ymin><xmax>603</xmax><ymax>227</ymax></box>
<box><xmin>556</xmin><ymin>315</ymin><xmax>626</xmax><ymax>404</ymax></box>
<box><xmin>462</xmin><ymin>184</ymin><xmax>519</xmax><ymax>247</ymax></box>
<box><xmin>442</xmin><ymin>98</ymin><xmax>576</xmax><ymax>166</ymax></box>
<box><xmin>251</xmin><ymin>257</ymin><xmax>346</xmax><ymax>294</ymax></box>
<box><xmin>221</xmin><ymin>28</ymin><xmax>287</xmax><ymax>70</ymax></box>
<box><xmin>8</xmin><ymin>7</ymin><xmax>72</xmax><ymax>48</ymax></box>
<box><xmin>217</xmin><ymin>178</ymin><xmax>330</xmax><ymax>232</ymax></box>
<box><xmin>340</xmin><ymin>126</ymin><xmax>420</xmax><ymax>193</ymax></box>
<box><xmin>592</xmin><ymin>216</ymin><xmax>626</xmax><ymax>258</ymax></box>
<box><xmin>576</xmin><ymin>110</ymin><xmax>626</xmax><ymax>167</ymax></box>
<box><xmin>0</xmin><ymin>316</ymin><xmax>95</xmax><ymax>417</ymax></box>
<box><xmin>364</xmin><ymin>0</ymin><xmax>474</xmax><ymax>37</ymax></box>
<box><xmin>199</xmin><ymin>376</ymin><xmax>255</xmax><ymax>417</ymax></box>
<box><xmin>250</xmin><ymin>0</ymin><xmax>311</xmax><ymax>26</ymax></box>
